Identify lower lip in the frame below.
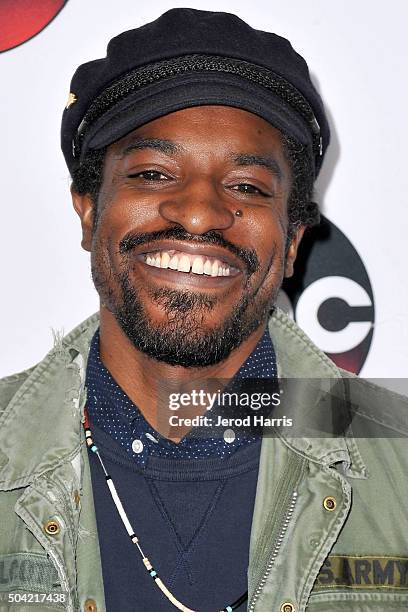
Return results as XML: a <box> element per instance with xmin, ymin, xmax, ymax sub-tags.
<box><xmin>134</xmin><ymin>257</ymin><xmax>243</xmax><ymax>288</ymax></box>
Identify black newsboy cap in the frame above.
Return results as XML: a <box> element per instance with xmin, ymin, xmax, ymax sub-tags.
<box><xmin>61</xmin><ymin>8</ymin><xmax>330</xmax><ymax>177</ymax></box>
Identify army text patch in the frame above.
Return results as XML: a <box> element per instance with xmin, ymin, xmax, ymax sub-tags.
<box><xmin>315</xmin><ymin>556</ymin><xmax>408</xmax><ymax>589</ymax></box>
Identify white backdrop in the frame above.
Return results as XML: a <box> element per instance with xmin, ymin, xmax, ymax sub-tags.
<box><xmin>1</xmin><ymin>0</ymin><xmax>407</xmax><ymax>379</ymax></box>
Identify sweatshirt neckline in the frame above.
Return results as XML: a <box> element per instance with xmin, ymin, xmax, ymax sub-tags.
<box><xmin>90</xmin><ymin>422</ymin><xmax>262</xmax><ymax>482</ymax></box>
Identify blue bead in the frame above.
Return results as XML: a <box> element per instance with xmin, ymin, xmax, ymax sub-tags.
<box><xmin>91</xmin><ymin>445</ymin><xmax>98</xmax><ymax>453</ymax></box>
<box><xmin>226</xmin><ymin>607</ymin><xmax>233</xmax><ymax>612</ymax></box>
<box><xmin>150</xmin><ymin>570</ymin><xmax>157</xmax><ymax>577</ymax></box>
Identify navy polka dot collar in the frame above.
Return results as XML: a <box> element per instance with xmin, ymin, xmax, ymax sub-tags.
<box><xmin>86</xmin><ymin>326</ymin><xmax>277</xmax><ymax>467</ymax></box>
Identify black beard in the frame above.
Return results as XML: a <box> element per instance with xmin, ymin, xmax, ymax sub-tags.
<box><xmin>92</xmin><ymin>227</ymin><xmax>280</xmax><ymax>367</ymax></box>
<box><xmin>113</xmin><ymin>268</ymin><xmax>274</xmax><ymax>368</ymax></box>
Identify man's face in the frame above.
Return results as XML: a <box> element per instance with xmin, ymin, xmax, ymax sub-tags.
<box><xmin>74</xmin><ymin>106</ymin><xmax>304</xmax><ymax>367</ymax></box>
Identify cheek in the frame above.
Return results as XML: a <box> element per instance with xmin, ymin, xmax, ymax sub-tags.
<box><xmin>96</xmin><ymin>189</ymin><xmax>165</xmax><ymax>238</ymax></box>
<box><xmin>246</xmin><ymin>209</ymin><xmax>288</xmax><ymax>268</ymax></box>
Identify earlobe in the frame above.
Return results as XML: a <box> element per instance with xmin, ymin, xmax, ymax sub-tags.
<box><xmin>71</xmin><ymin>189</ymin><xmax>95</xmax><ymax>252</ymax></box>
<box><xmin>284</xmin><ymin>225</ymin><xmax>305</xmax><ymax>278</ymax></box>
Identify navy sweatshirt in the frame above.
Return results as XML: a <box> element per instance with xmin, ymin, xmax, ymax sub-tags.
<box><xmin>86</xmin><ymin>327</ymin><xmax>277</xmax><ymax>611</ymax></box>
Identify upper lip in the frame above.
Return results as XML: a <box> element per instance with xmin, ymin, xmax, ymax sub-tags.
<box><xmin>134</xmin><ymin>241</ymin><xmax>245</xmax><ymax>272</ymax></box>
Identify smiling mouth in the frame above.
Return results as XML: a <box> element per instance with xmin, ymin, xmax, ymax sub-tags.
<box><xmin>137</xmin><ymin>249</ymin><xmax>241</xmax><ymax>278</ymax></box>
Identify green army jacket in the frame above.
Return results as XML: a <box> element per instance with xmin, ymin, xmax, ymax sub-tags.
<box><xmin>0</xmin><ymin>309</ymin><xmax>408</xmax><ymax>612</ymax></box>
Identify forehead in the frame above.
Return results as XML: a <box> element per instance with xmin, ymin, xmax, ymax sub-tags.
<box><xmin>107</xmin><ymin>105</ymin><xmax>287</xmax><ymax>159</ymax></box>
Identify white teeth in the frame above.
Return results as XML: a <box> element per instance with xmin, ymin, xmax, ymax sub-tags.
<box><xmin>160</xmin><ymin>252</ymin><xmax>170</xmax><ymax>268</ymax></box>
<box><xmin>203</xmin><ymin>260</ymin><xmax>212</xmax><ymax>275</ymax></box>
<box><xmin>192</xmin><ymin>257</ymin><xmax>204</xmax><ymax>274</ymax></box>
<box><xmin>178</xmin><ymin>255</ymin><xmax>191</xmax><ymax>273</ymax></box>
<box><xmin>168</xmin><ymin>255</ymin><xmax>179</xmax><ymax>270</ymax></box>
<box><xmin>144</xmin><ymin>250</ymin><xmax>233</xmax><ymax>277</ymax></box>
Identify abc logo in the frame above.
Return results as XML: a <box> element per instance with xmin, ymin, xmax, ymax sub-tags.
<box><xmin>280</xmin><ymin>216</ymin><xmax>375</xmax><ymax>373</ymax></box>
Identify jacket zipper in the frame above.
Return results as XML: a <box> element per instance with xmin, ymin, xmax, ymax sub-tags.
<box><xmin>248</xmin><ymin>490</ymin><xmax>298</xmax><ymax>611</ymax></box>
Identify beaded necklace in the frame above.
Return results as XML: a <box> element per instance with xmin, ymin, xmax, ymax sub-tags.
<box><xmin>84</xmin><ymin>409</ymin><xmax>248</xmax><ymax>612</ymax></box>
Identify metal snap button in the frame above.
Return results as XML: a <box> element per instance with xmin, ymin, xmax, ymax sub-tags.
<box><xmin>132</xmin><ymin>439</ymin><xmax>144</xmax><ymax>454</ymax></box>
<box><xmin>44</xmin><ymin>520</ymin><xmax>60</xmax><ymax>535</ymax></box>
<box><xmin>323</xmin><ymin>496</ymin><xmax>337</xmax><ymax>511</ymax></box>
<box><xmin>84</xmin><ymin>599</ymin><xmax>97</xmax><ymax>612</ymax></box>
<box><xmin>280</xmin><ymin>603</ymin><xmax>295</xmax><ymax>612</ymax></box>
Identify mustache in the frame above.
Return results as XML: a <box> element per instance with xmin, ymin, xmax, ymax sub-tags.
<box><xmin>119</xmin><ymin>226</ymin><xmax>259</xmax><ymax>276</ymax></box>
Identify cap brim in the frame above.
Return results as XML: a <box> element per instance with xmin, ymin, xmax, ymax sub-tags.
<box><xmin>82</xmin><ymin>71</ymin><xmax>313</xmax><ymax>158</ymax></box>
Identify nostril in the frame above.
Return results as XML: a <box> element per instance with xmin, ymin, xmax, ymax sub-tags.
<box><xmin>158</xmin><ymin>198</ymin><xmax>235</xmax><ymax>234</ymax></box>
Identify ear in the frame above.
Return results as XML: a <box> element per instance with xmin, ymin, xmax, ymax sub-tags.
<box><xmin>71</xmin><ymin>188</ymin><xmax>94</xmax><ymax>252</ymax></box>
<box><xmin>284</xmin><ymin>225</ymin><xmax>305</xmax><ymax>278</ymax></box>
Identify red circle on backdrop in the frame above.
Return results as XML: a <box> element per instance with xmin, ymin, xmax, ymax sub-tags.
<box><xmin>0</xmin><ymin>0</ymin><xmax>68</xmax><ymax>52</ymax></box>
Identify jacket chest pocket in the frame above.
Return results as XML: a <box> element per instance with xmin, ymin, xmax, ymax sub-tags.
<box><xmin>0</xmin><ymin>552</ymin><xmax>66</xmax><ymax>611</ymax></box>
<box><xmin>306</xmin><ymin>590</ymin><xmax>408</xmax><ymax>611</ymax></box>
<box><xmin>306</xmin><ymin>555</ymin><xmax>408</xmax><ymax>611</ymax></box>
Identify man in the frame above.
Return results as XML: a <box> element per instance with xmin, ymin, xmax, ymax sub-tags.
<box><xmin>1</xmin><ymin>8</ymin><xmax>407</xmax><ymax>612</ymax></box>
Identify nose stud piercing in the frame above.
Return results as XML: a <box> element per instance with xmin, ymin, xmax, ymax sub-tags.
<box><xmin>235</xmin><ymin>209</ymin><xmax>243</xmax><ymax>217</ymax></box>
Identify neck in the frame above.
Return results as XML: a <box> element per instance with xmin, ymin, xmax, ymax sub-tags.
<box><xmin>98</xmin><ymin>306</ymin><xmax>267</xmax><ymax>441</ymax></box>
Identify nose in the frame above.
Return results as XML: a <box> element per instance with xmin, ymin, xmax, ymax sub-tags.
<box><xmin>158</xmin><ymin>177</ymin><xmax>235</xmax><ymax>235</ymax></box>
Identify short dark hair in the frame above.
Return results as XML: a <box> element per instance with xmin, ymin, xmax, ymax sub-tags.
<box><xmin>281</xmin><ymin>134</ymin><xmax>319</xmax><ymax>239</ymax></box>
<box><xmin>71</xmin><ymin>148</ymin><xmax>106</xmax><ymax>207</ymax></box>
<box><xmin>71</xmin><ymin>134</ymin><xmax>318</xmax><ymax>236</ymax></box>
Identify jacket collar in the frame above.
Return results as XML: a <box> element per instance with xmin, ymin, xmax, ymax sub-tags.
<box><xmin>0</xmin><ymin>309</ymin><xmax>366</xmax><ymax>488</ymax></box>
<box><xmin>0</xmin><ymin>315</ymin><xmax>99</xmax><ymax>489</ymax></box>
<box><xmin>268</xmin><ymin>308</ymin><xmax>367</xmax><ymax>478</ymax></box>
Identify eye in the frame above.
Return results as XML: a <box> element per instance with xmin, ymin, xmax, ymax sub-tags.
<box><xmin>128</xmin><ymin>170</ymin><xmax>169</xmax><ymax>181</ymax></box>
<box><xmin>231</xmin><ymin>183</ymin><xmax>269</xmax><ymax>196</ymax></box>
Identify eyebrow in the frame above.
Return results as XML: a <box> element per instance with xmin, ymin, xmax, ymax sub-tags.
<box><xmin>119</xmin><ymin>140</ymin><xmax>284</xmax><ymax>180</ymax></box>
<box><xmin>233</xmin><ymin>153</ymin><xmax>284</xmax><ymax>181</ymax></box>
<box><xmin>120</xmin><ymin>137</ymin><xmax>182</xmax><ymax>158</ymax></box>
